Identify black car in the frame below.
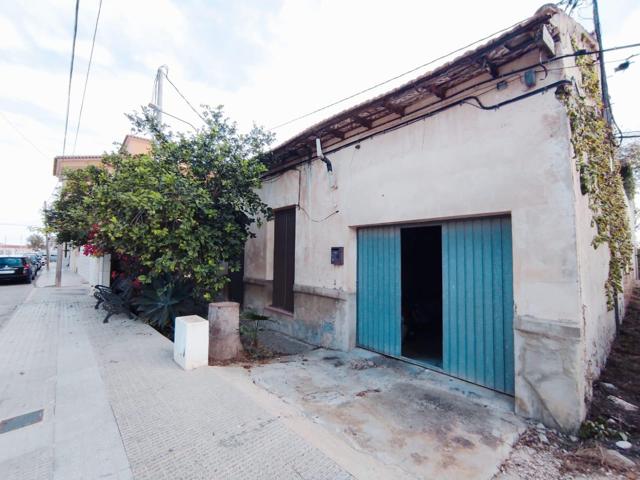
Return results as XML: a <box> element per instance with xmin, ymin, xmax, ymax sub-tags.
<box><xmin>0</xmin><ymin>256</ymin><xmax>34</xmax><ymax>284</ymax></box>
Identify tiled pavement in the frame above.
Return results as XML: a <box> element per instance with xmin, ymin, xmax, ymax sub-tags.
<box><xmin>0</xmin><ymin>272</ymin><xmax>354</xmax><ymax>480</ymax></box>
<box><xmin>0</xmin><ymin>282</ymin><xmax>131</xmax><ymax>480</ymax></box>
<box><xmin>84</xmin><ymin>304</ymin><xmax>351</xmax><ymax>479</ymax></box>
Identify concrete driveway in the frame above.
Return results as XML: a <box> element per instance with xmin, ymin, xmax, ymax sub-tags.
<box><xmin>239</xmin><ymin>347</ymin><xmax>525</xmax><ymax>480</ymax></box>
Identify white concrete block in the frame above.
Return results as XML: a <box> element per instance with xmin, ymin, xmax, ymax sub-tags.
<box><xmin>173</xmin><ymin>315</ymin><xmax>209</xmax><ymax>370</ymax></box>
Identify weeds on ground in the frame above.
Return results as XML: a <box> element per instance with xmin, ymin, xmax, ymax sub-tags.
<box><xmin>239</xmin><ymin>311</ymin><xmax>276</xmax><ymax>359</ymax></box>
<box><xmin>579</xmin><ymin>417</ymin><xmax>630</xmax><ymax>442</ymax></box>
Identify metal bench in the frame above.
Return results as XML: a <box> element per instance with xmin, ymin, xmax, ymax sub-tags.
<box><xmin>93</xmin><ymin>277</ymin><xmax>135</xmax><ymax>323</ymax></box>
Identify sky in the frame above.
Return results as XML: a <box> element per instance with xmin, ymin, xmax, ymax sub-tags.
<box><xmin>0</xmin><ymin>0</ymin><xmax>638</xmax><ymax>244</ymax></box>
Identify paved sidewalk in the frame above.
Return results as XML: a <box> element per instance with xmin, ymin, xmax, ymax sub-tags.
<box><xmin>0</xmin><ymin>275</ymin><xmax>369</xmax><ymax>480</ymax></box>
<box><xmin>0</xmin><ymin>271</ymin><xmax>521</xmax><ymax>479</ymax></box>
<box><xmin>35</xmin><ymin>265</ymin><xmax>88</xmax><ymax>288</ymax></box>
<box><xmin>0</xmin><ymin>279</ymin><xmax>131</xmax><ymax>480</ymax></box>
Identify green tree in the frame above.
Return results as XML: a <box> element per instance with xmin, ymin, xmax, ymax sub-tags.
<box><xmin>26</xmin><ymin>233</ymin><xmax>45</xmax><ymax>250</ymax></box>
<box><xmin>46</xmin><ymin>106</ymin><xmax>272</xmax><ymax>301</ymax></box>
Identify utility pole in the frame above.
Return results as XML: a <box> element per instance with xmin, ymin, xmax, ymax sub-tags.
<box><xmin>44</xmin><ymin>201</ymin><xmax>50</xmax><ymax>271</ymax></box>
<box><xmin>593</xmin><ymin>0</ymin><xmax>621</xmax><ymax>327</ymax></box>
<box><xmin>592</xmin><ymin>0</ymin><xmax>612</xmax><ymax>124</ymax></box>
<box><xmin>55</xmin><ymin>242</ymin><xmax>63</xmax><ymax>287</ymax></box>
<box><xmin>152</xmin><ymin>65</ymin><xmax>168</xmax><ymax>124</ymax></box>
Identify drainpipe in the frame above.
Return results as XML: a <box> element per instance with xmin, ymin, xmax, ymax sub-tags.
<box><xmin>315</xmin><ymin>138</ymin><xmax>337</xmax><ymax>190</ymax></box>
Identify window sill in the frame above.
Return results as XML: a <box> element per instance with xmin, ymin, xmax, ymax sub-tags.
<box><xmin>265</xmin><ymin>305</ymin><xmax>294</xmax><ymax>317</ymax></box>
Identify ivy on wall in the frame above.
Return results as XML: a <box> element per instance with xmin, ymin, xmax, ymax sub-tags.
<box><xmin>557</xmin><ymin>37</ymin><xmax>633</xmax><ymax>309</ymax></box>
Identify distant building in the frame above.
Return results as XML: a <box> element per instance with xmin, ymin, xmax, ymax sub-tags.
<box><xmin>0</xmin><ymin>244</ymin><xmax>30</xmax><ymax>256</ymax></box>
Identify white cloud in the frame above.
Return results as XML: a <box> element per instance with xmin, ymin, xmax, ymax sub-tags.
<box><xmin>1</xmin><ymin>0</ymin><xmax>639</xmax><ymax>244</ymax></box>
<box><xmin>0</xmin><ymin>15</ymin><xmax>26</xmax><ymax>50</ymax></box>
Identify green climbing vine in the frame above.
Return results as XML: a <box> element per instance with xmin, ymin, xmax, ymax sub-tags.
<box><xmin>557</xmin><ymin>37</ymin><xmax>633</xmax><ymax>309</ymax></box>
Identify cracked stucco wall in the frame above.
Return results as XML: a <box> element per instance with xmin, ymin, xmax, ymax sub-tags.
<box><xmin>243</xmin><ymin>11</ymin><xmax>620</xmax><ymax>432</ymax></box>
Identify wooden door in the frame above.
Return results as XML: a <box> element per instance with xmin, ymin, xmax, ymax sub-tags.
<box><xmin>272</xmin><ymin>208</ymin><xmax>296</xmax><ymax>312</ymax></box>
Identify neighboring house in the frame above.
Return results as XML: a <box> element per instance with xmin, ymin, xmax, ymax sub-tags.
<box><xmin>242</xmin><ymin>5</ymin><xmax>635</xmax><ymax>431</ymax></box>
<box><xmin>52</xmin><ymin>134</ymin><xmax>151</xmax><ymax>286</ymax></box>
<box><xmin>53</xmin><ymin>134</ymin><xmax>150</xmax><ymax>176</ymax></box>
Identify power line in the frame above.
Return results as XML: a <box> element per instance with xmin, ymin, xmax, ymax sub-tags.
<box><xmin>618</xmin><ymin>132</ymin><xmax>640</xmax><ymax>140</ymax></box>
<box><xmin>62</xmin><ymin>0</ymin><xmax>80</xmax><ymax>156</ymax></box>
<box><xmin>72</xmin><ymin>0</ymin><xmax>103</xmax><ymax>154</ymax></box>
<box><xmin>147</xmin><ymin>103</ymin><xmax>198</xmax><ymax>131</ymax></box>
<box><xmin>163</xmin><ymin>72</ymin><xmax>205</xmax><ymax>122</ymax></box>
<box><xmin>268</xmin><ymin>15</ymin><xmax>535</xmax><ymax>131</ymax></box>
<box><xmin>0</xmin><ymin>111</ymin><xmax>50</xmax><ymax>159</ymax></box>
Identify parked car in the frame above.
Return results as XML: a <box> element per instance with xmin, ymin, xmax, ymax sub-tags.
<box><xmin>0</xmin><ymin>256</ymin><xmax>34</xmax><ymax>284</ymax></box>
<box><xmin>25</xmin><ymin>253</ymin><xmax>41</xmax><ymax>273</ymax></box>
<box><xmin>35</xmin><ymin>254</ymin><xmax>44</xmax><ymax>269</ymax></box>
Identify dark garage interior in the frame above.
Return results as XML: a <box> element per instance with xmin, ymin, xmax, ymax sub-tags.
<box><xmin>401</xmin><ymin>226</ymin><xmax>443</xmax><ymax>367</ymax></box>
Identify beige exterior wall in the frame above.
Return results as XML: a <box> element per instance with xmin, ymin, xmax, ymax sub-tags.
<box><xmin>72</xmin><ymin>247</ymin><xmax>111</xmax><ymax>287</ymax></box>
<box><xmin>563</xmin><ymin>27</ymin><xmax>636</xmax><ymax>406</ymax></box>
<box><xmin>53</xmin><ymin>156</ymin><xmax>104</xmax><ymax>177</ymax></box>
<box><xmin>244</xmin><ymin>13</ymin><xmax>631</xmax><ymax>431</ymax></box>
<box><xmin>121</xmin><ymin>135</ymin><xmax>152</xmax><ymax>155</ymax></box>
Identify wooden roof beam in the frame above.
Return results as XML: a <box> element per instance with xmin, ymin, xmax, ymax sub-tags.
<box><xmin>384</xmin><ymin>102</ymin><xmax>405</xmax><ymax>116</ymax></box>
<box><xmin>351</xmin><ymin>116</ymin><xmax>372</xmax><ymax>129</ymax></box>
<box><xmin>481</xmin><ymin>58</ymin><xmax>500</xmax><ymax>78</ymax></box>
<box><xmin>325</xmin><ymin>128</ymin><xmax>345</xmax><ymax>140</ymax></box>
<box><xmin>282</xmin><ymin>144</ymin><xmax>312</xmax><ymax>161</ymax></box>
<box><xmin>428</xmin><ymin>84</ymin><xmax>448</xmax><ymax>100</ymax></box>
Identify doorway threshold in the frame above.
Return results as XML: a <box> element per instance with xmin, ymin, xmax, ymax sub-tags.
<box><xmin>369</xmin><ymin>349</ymin><xmax>516</xmax><ymax>403</ymax></box>
<box><xmin>399</xmin><ymin>354</ymin><xmax>444</xmax><ymax>372</ymax></box>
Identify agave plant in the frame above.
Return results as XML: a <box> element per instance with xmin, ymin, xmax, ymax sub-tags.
<box><xmin>132</xmin><ymin>278</ymin><xmax>190</xmax><ymax>332</ymax></box>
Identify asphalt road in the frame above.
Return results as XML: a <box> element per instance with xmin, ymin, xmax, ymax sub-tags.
<box><xmin>0</xmin><ymin>276</ymin><xmax>36</xmax><ymax>332</ymax></box>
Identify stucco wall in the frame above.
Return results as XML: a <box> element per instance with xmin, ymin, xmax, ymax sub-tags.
<box><xmin>122</xmin><ymin>135</ymin><xmax>152</xmax><ymax>156</ymax></box>
<box><xmin>244</xmin><ymin>13</ymin><xmax>624</xmax><ymax>431</ymax></box>
<box><xmin>74</xmin><ymin>248</ymin><xmax>111</xmax><ymax>288</ymax></box>
<box><xmin>557</xmin><ymin>21</ymin><xmax>636</xmax><ymax>409</ymax></box>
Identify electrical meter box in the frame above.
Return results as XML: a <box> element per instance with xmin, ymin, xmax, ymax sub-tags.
<box><xmin>331</xmin><ymin>247</ymin><xmax>344</xmax><ymax>265</ymax></box>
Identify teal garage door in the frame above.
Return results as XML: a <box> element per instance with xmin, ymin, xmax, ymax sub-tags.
<box><xmin>356</xmin><ymin>226</ymin><xmax>401</xmax><ymax>356</ymax></box>
<box><xmin>356</xmin><ymin>216</ymin><xmax>514</xmax><ymax>395</ymax></box>
<box><xmin>442</xmin><ymin>217</ymin><xmax>514</xmax><ymax>395</ymax></box>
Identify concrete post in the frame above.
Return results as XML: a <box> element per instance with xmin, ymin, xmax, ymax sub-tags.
<box><xmin>208</xmin><ymin>302</ymin><xmax>243</xmax><ymax>361</ymax></box>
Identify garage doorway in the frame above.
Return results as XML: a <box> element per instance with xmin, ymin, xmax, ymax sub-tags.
<box><xmin>401</xmin><ymin>226</ymin><xmax>443</xmax><ymax>367</ymax></box>
<box><xmin>357</xmin><ymin>216</ymin><xmax>514</xmax><ymax>395</ymax></box>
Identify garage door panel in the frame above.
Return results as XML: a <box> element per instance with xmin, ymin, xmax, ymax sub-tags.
<box><xmin>357</xmin><ymin>226</ymin><xmax>401</xmax><ymax>357</ymax></box>
<box><xmin>443</xmin><ymin>216</ymin><xmax>514</xmax><ymax>395</ymax></box>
